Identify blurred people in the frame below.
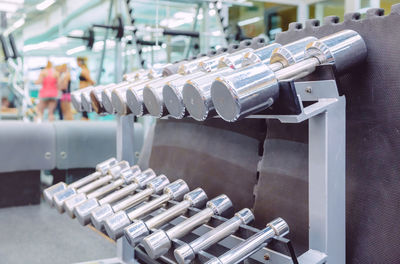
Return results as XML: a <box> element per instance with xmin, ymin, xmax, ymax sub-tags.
<box><xmin>77</xmin><ymin>57</ymin><xmax>95</xmax><ymax>120</ymax></box>
<box><xmin>35</xmin><ymin>61</ymin><xmax>59</xmax><ymax>122</ymax></box>
<box><xmin>57</xmin><ymin>64</ymin><xmax>73</xmax><ymax>120</ymax></box>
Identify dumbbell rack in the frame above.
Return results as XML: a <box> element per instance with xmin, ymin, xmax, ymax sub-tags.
<box><xmin>78</xmin><ymin>65</ymin><xmax>344</xmax><ymax>264</ymax></box>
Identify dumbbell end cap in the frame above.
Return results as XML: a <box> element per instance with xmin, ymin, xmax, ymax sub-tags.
<box><xmin>174</xmin><ymin>243</ymin><xmax>196</xmax><ymax>264</ymax></box>
<box><xmin>267</xmin><ymin>217</ymin><xmax>289</xmax><ymax>236</ymax></box>
<box><xmin>124</xmin><ymin>220</ymin><xmax>150</xmax><ymax>247</ymax></box>
<box><xmin>111</xmin><ymin>91</ymin><xmax>127</xmax><ymax>115</ymax></box>
<box><xmin>64</xmin><ymin>193</ymin><xmax>87</xmax><ymax>218</ymax></box>
<box><xmin>96</xmin><ymin>158</ymin><xmax>118</xmax><ymax>175</ymax></box>
<box><xmin>146</xmin><ymin>175</ymin><xmax>170</xmax><ymax>194</ymax></box>
<box><xmin>235</xmin><ymin>208</ymin><xmax>254</xmax><ymax>225</ymax></box>
<box><xmin>184</xmin><ymin>188</ymin><xmax>208</xmax><ymax>208</ymax></box>
<box><xmin>163</xmin><ymin>180</ymin><xmax>190</xmax><ymax>200</ymax></box>
<box><xmin>206</xmin><ymin>194</ymin><xmax>233</xmax><ymax>215</ymax></box>
<box><xmin>104</xmin><ymin>211</ymin><xmax>131</xmax><ymax>240</ymax></box>
<box><xmin>91</xmin><ymin>204</ymin><xmax>114</xmax><ymax>230</ymax></box>
<box><xmin>43</xmin><ymin>182</ymin><xmax>67</xmax><ymax>206</ymax></box>
<box><xmin>163</xmin><ymin>84</ymin><xmax>186</xmax><ymax>119</ymax></box>
<box><xmin>183</xmin><ymin>82</ymin><xmax>209</xmax><ymax>121</ymax></box>
<box><xmin>141</xmin><ymin>230</ymin><xmax>171</xmax><ymax>259</ymax></box>
<box><xmin>143</xmin><ymin>87</ymin><xmax>164</xmax><ymax>118</ymax></box>
<box><xmin>126</xmin><ymin>88</ymin><xmax>145</xmax><ymax>116</ymax></box>
<box><xmin>135</xmin><ymin>168</ymin><xmax>157</xmax><ymax>188</ymax></box>
<box><xmin>211</xmin><ymin>78</ymin><xmax>240</xmax><ymax>122</ymax></box>
<box><xmin>75</xmin><ymin>198</ymin><xmax>100</xmax><ymax>226</ymax></box>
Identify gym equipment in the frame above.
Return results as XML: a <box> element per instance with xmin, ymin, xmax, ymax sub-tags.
<box><xmin>182</xmin><ymin>36</ymin><xmax>317</xmax><ymax>121</ymax></box>
<box><xmin>141</xmin><ymin>194</ymin><xmax>233</xmax><ymax>259</ymax></box>
<box><xmin>53</xmin><ymin>161</ymin><xmax>129</xmax><ymax>214</ymax></box>
<box><xmin>204</xmin><ymin>218</ymin><xmax>289</xmax><ymax>264</ymax></box>
<box><xmin>102</xmin><ymin>82</ymin><xmax>132</xmax><ymax>114</ymax></box>
<box><xmin>104</xmin><ymin>179</ymin><xmax>189</xmax><ymax>240</ymax></box>
<box><xmin>90</xmin><ymin>168</ymin><xmax>157</xmax><ymax>230</ymax></box>
<box><xmin>162</xmin><ymin>45</ymin><xmax>250</xmax><ymax>119</ymax></box>
<box><xmin>124</xmin><ymin>188</ymin><xmax>208</xmax><ymax>247</ymax></box>
<box><xmin>211</xmin><ymin>30</ymin><xmax>366</xmax><ymax>121</ymax></box>
<box><xmin>71</xmin><ymin>86</ymin><xmax>94</xmax><ymax>112</ymax></box>
<box><xmin>43</xmin><ymin>157</ymin><xmax>117</xmax><ymax>206</ymax></box>
<box><xmin>74</xmin><ymin>165</ymin><xmax>141</xmax><ymax>225</ymax></box>
<box><xmin>97</xmin><ymin>175</ymin><xmax>169</xmax><ymax>230</ymax></box>
<box><xmin>67</xmin><ymin>28</ymin><xmax>95</xmax><ymax>49</ymax></box>
<box><xmin>90</xmin><ymin>84</ymin><xmax>115</xmax><ymax>114</ymax></box>
<box><xmin>174</xmin><ymin>208</ymin><xmax>254</xmax><ymax>264</ymax></box>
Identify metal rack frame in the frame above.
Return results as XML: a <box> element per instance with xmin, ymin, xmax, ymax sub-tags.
<box><xmin>77</xmin><ymin>67</ymin><xmax>345</xmax><ymax>263</ymax></box>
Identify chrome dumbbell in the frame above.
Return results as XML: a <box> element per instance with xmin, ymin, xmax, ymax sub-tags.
<box><xmin>104</xmin><ymin>179</ymin><xmax>189</xmax><ymax>240</ymax></box>
<box><xmin>182</xmin><ymin>36</ymin><xmax>316</xmax><ymax>122</ymax></box>
<box><xmin>43</xmin><ymin>157</ymin><xmax>118</xmax><ymax>206</ymax></box>
<box><xmin>74</xmin><ymin>165</ymin><xmax>142</xmax><ymax>225</ymax></box>
<box><xmin>174</xmin><ymin>208</ymin><xmax>254</xmax><ymax>264</ymax></box>
<box><xmin>95</xmin><ymin>175</ymin><xmax>169</xmax><ymax>231</ymax></box>
<box><xmin>53</xmin><ymin>161</ymin><xmax>129</xmax><ymax>215</ymax></box>
<box><xmin>124</xmin><ymin>188</ymin><xmax>208</xmax><ymax>247</ymax></box>
<box><xmin>102</xmin><ymin>82</ymin><xmax>132</xmax><ymax>114</ymax></box>
<box><xmin>211</xmin><ymin>30</ymin><xmax>367</xmax><ymax>121</ymax></box>
<box><xmin>162</xmin><ymin>45</ymin><xmax>243</xmax><ymax>119</ymax></box>
<box><xmin>90</xmin><ymin>83</ymin><xmax>116</xmax><ymax>114</ymax></box>
<box><xmin>81</xmin><ymin>84</ymin><xmax>104</xmax><ymax>112</ymax></box>
<box><xmin>141</xmin><ymin>194</ymin><xmax>233</xmax><ymax>259</ymax></box>
<box><xmin>71</xmin><ymin>86</ymin><xmax>94</xmax><ymax>112</ymax></box>
<box><xmin>204</xmin><ymin>218</ymin><xmax>289</xmax><ymax>264</ymax></box>
<box><xmin>90</xmin><ymin>168</ymin><xmax>157</xmax><ymax>230</ymax></box>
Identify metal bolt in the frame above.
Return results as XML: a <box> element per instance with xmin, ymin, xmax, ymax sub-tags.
<box><xmin>60</xmin><ymin>152</ymin><xmax>67</xmax><ymax>159</ymax></box>
<box><xmin>264</xmin><ymin>254</ymin><xmax>270</xmax><ymax>260</ymax></box>
<box><xmin>305</xmin><ymin>87</ymin><xmax>312</xmax><ymax>93</ymax></box>
<box><xmin>135</xmin><ymin>152</ymin><xmax>140</xmax><ymax>158</ymax></box>
<box><xmin>44</xmin><ymin>152</ymin><xmax>51</xmax><ymax>159</ymax></box>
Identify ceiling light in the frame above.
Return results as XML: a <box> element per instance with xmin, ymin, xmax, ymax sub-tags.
<box><xmin>3</xmin><ymin>17</ymin><xmax>25</xmax><ymax>36</ymax></box>
<box><xmin>36</xmin><ymin>0</ymin><xmax>56</xmax><ymax>11</ymax></box>
<box><xmin>66</xmin><ymin>45</ymin><xmax>86</xmax><ymax>55</ymax></box>
<box><xmin>0</xmin><ymin>3</ymin><xmax>19</xmax><ymax>13</ymax></box>
<box><xmin>69</xmin><ymin>29</ymin><xmax>84</xmax><ymax>36</ymax></box>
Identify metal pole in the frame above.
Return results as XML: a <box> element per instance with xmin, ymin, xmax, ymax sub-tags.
<box><xmin>97</xmin><ymin>0</ymin><xmax>114</xmax><ymax>84</ymax></box>
<box><xmin>308</xmin><ymin>96</ymin><xmax>346</xmax><ymax>263</ymax></box>
<box><xmin>184</xmin><ymin>4</ymin><xmax>201</xmax><ymax>59</ymax></box>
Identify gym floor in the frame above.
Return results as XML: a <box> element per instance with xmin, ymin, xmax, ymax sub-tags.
<box><xmin>0</xmin><ymin>199</ymin><xmax>115</xmax><ymax>263</ymax></box>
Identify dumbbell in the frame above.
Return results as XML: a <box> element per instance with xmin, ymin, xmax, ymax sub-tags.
<box><xmin>102</xmin><ymin>82</ymin><xmax>132</xmax><ymax>114</ymax></box>
<box><xmin>90</xmin><ymin>83</ymin><xmax>117</xmax><ymax>114</ymax></box>
<box><xmin>43</xmin><ymin>157</ymin><xmax>118</xmax><ymax>206</ymax></box>
<box><xmin>141</xmin><ymin>194</ymin><xmax>233</xmax><ymax>259</ymax></box>
<box><xmin>204</xmin><ymin>218</ymin><xmax>289</xmax><ymax>264</ymax></box>
<box><xmin>211</xmin><ymin>30</ymin><xmax>367</xmax><ymax>121</ymax></box>
<box><xmin>141</xmin><ymin>56</ymin><xmax>213</xmax><ymax>118</ymax></box>
<box><xmin>94</xmin><ymin>175</ymin><xmax>169</xmax><ymax>231</ymax></box>
<box><xmin>90</xmin><ymin>168</ymin><xmax>157</xmax><ymax>230</ymax></box>
<box><xmin>124</xmin><ymin>61</ymin><xmax>185</xmax><ymax>117</ymax></box>
<box><xmin>123</xmin><ymin>69</ymin><xmax>149</xmax><ymax>82</ymax></box>
<box><xmin>81</xmin><ymin>84</ymin><xmax>104</xmax><ymax>112</ymax></box>
<box><xmin>53</xmin><ymin>161</ymin><xmax>129</xmax><ymax>214</ymax></box>
<box><xmin>163</xmin><ymin>47</ymin><xmax>251</xmax><ymax>120</ymax></box>
<box><xmin>174</xmin><ymin>208</ymin><xmax>254</xmax><ymax>264</ymax></box>
<box><xmin>71</xmin><ymin>86</ymin><xmax>94</xmax><ymax>112</ymax></box>
<box><xmin>124</xmin><ymin>188</ymin><xmax>208</xmax><ymax>247</ymax></box>
<box><xmin>148</xmin><ymin>63</ymin><xmax>172</xmax><ymax>79</ymax></box>
<box><xmin>182</xmin><ymin>36</ymin><xmax>316</xmax><ymax>121</ymax></box>
<box><xmin>104</xmin><ymin>179</ymin><xmax>189</xmax><ymax>240</ymax></box>
<box><xmin>74</xmin><ymin>165</ymin><xmax>142</xmax><ymax>225</ymax></box>
<box><xmin>160</xmin><ymin>43</ymin><xmax>246</xmax><ymax>119</ymax></box>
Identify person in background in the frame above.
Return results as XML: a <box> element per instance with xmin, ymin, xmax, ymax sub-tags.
<box><xmin>77</xmin><ymin>57</ymin><xmax>95</xmax><ymax>120</ymax></box>
<box><xmin>35</xmin><ymin>61</ymin><xmax>59</xmax><ymax>122</ymax></box>
<box><xmin>57</xmin><ymin>64</ymin><xmax>73</xmax><ymax>120</ymax></box>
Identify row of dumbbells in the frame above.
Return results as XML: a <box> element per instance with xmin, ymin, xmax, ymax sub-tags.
<box><xmin>44</xmin><ymin>158</ymin><xmax>289</xmax><ymax>263</ymax></box>
<box><xmin>72</xmin><ymin>29</ymin><xmax>366</xmax><ymax>122</ymax></box>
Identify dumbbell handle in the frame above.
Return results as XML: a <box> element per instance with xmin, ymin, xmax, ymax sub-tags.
<box><xmin>274</xmin><ymin>57</ymin><xmax>320</xmax><ymax>81</ymax></box>
<box><xmin>99</xmin><ymin>182</ymin><xmax>139</xmax><ymax>205</ymax></box>
<box><xmin>77</xmin><ymin>174</ymin><xmax>113</xmax><ymax>194</ymax></box>
<box><xmin>127</xmin><ymin>192</ymin><xmax>172</xmax><ymax>221</ymax></box>
<box><xmin>167</xmin><ymin>207</ymin><xmax>213</xmax><ymax>240</ymax></box>
<box><xmin>112</xmin><ymin>187</ymin><xmax>153</xmax><ymax>212</ymax></box>
<box><xmin>146</xmin><ymin>200</ymin><xmax>191</xmax><ymax>229</ymax></box>
<box><xmin>187</xmin><ymin>214</ymin><xmax>244</xmax><ymax>256</ymax></box>
<box><xmin>86</xmin><ymin>178</ymin><xmax>125</xmax><ymax>200</ymax></box>
<box><xmin>205</xmin><ymin>218</ymin><xmax>288</xmax><ymax>264</ymax></box>
<box><xmin>69</xmin><ymin>171</ymin><xmax>102</xmax><ymax>189</ymax></box>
